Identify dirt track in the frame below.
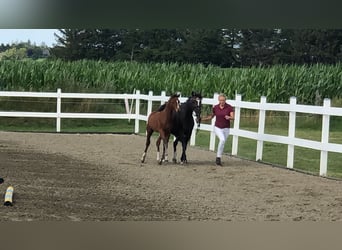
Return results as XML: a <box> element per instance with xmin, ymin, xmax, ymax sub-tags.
<box><xmin>0</xmin><ymin>131</ymin><xmax>342</xmax><ymax>221</ymax></box>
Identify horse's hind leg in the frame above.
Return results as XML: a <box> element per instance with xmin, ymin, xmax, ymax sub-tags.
<box><xmin>141</xmin><ymin>127</ymin><xmax>153</xmax><ymax>163</ymax></box>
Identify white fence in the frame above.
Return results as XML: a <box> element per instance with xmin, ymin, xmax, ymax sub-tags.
<box><xmin>1</xmin><ymin>89</ymin><xmax>342</xmax><ymax>176</ymax></box>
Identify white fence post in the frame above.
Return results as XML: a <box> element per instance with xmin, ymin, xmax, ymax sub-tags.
<box><xmin>134</xmin><ymin>90</ymin><xmax>140</xmax><ymax>134</ymax></box>
<box><xmin>124</xmin><ymin>93</ymin><xmax>131</xmax><ymax>122</ymax></box>
<box><xmin>256</xmin><ymin>96</ymin><xmax>266</xmax><ymax>161</ymax></box>
<box><xmin>56</xmin><ymin>88</ymin><xmax>61</xmax><ymax>132</ymax></box>
<box><xmin>231</xmin><ymin>94</ymin><xmax>241</xmax><ymax>156</ymax></box>
<box><xmin>320</xmin><ymin>98</ymin><xmax>331</xmax><ymax>176</ymax></box>
<box><xmin>209</xmin><ymin>93</ymin><xmax>219</xmax><ymax>151</ymax></box>
<box><xmin>287</xmin><ymin>97</ymin><xmax>297</xmax><ymax>168</ymax></box>
<box><xmin>160</xmin><ymin>91</ymin><xmax>166</xmax><ymax>105</ymax></box>
<box><xmin>190</xmin><ymin>116</ymin><xmax>197</xmax><ymax>146</ymax></box>
<box><xmin>147</xmin><ymin>91</ymin><xmax>153</xmax><ymax>116</ymax></box>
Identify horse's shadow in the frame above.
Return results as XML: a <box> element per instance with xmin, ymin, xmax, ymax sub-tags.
<box><xmin>164</xmin><ymin>156</ymin><xmax>250</xmax><ymax>168</ymax></box>
<box><xmin>165</xmin><ymin>160</ymin><xmax>219</xmax><ymax>167</ymax></box>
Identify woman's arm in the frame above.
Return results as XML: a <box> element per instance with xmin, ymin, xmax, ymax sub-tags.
<box><xmin>224</xmin><ymin>111</ymin><xmax>234</xmax><ymax>120</ymax></box>
<box><xmin>229</xmin><ymin>111</ymin><xmax>234</xmax><ymax>120</ymax></box>
<box><xmin>201</xmin><ymin>114</ymin><xmax>214</xmax><ymax>121</ymax></box>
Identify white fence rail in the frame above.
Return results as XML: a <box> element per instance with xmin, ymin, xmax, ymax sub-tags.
<box><xmin>1</xmin><ymin>88</ymin><xmax>342</xmax><ymax>176</ymax></box>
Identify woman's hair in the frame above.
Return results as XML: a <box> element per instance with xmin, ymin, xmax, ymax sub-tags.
<box><xmin>218</xmin><ymin>93</ymin><xmax>227</xmax><ymax>100</ymax></box>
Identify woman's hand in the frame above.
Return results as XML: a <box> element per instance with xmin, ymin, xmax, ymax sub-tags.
<box><xmin>202</xmin><ymin>114</ymin><xmax>213</xmax><ymax>121</ymax></box>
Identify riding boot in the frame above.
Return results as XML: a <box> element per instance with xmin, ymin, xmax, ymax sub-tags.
<box><xmin>215</xmin><ymin>157</ymin><xmax>222</xmax><ymax>166</ymax></box>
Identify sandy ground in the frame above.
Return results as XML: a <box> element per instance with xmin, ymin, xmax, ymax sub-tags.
<box><xmin>0</xmin><ymin>131</ymin><xmax>342</xmax><ymax>221</ymax></box>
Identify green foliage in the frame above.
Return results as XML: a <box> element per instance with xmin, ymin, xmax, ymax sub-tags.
<box><xmin>0</xmin><ymin>41</ymin><xmax>50</xmax><ymax>61</ymax></box>
<box><xmin>0</xmin><ymin>59</ymin><xmax>341</xmax><ymax>104</ymax></box>
<box><xmin>51</xmin><ymin>29</ymin><xmax>342</xmax><ymax>67</ymax></box>
<box><xmin>50</xmin><ymin>29</ymin><xmax>243</xmax><ymax>66</ymax></box>
<box><xmin>0</xmin><ymin>47</ymin><xmax>27</xmax><ymax>60</ymax></box>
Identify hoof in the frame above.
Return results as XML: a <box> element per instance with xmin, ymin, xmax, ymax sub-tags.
<box><xmin>141</xmin><ymin>153</ymin><xmax>146</xmax><ymax>163</ymax></box>
<box><xmin>172</xmin><ymin>159</ymin><xmax>177</xmax><ymax>164</ymax></box>
<box><xmin>163</xmin><ymin>159</ymin><xmax>168</xmax><ymax>163</ymax></box>
<box><xmin>158</xmin><ymin>160</ymin><xmax>163</xmax><ymax>165</ymax></box>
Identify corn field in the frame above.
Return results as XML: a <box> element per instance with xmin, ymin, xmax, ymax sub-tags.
<box><xmin>0</xmin><ymin>59</ymin><xmax>341</xmax><ymax>104</ymax></box>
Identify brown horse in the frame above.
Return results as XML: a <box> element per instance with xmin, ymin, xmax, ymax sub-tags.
<box><xmin>141</xmin><ymin>93</ymin><xmax>180</xmax><ymax>164</ymax></box>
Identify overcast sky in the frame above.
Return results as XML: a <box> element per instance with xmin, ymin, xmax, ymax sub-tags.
<box><xmin>0</xmin><ymin>29</ymin><xmax>60</xmax><ymax>47</ymax></box>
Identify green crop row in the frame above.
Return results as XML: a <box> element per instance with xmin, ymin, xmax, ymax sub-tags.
<box><xmin>0</xmin><ymin>59</ymin><xmax>341</xmax><ymax>104</ymax></box>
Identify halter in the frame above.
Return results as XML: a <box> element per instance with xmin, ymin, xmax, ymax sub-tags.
<box><xmin>189</xmin><ymin>93</ymin><xmax>202</xmax><ymax>129</ymax></box>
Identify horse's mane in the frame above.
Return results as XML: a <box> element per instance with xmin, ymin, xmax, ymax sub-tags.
<box><xmin>157</xmin><ymin>103</ymin><xmax>166</xmax><ymax>112</ymax></box>
<box><xmin>170</xmin><ymin>93</ymin><xmax>180</xmax><ymax>99</ymax></box>
<box><xmin>157</xmin><ymin>93</ymin><xmax>179</xmax><ymax>112</ymax></box>
<box><xmin>190</xmin><ymin>91</ymin><xmax>202</xmax><ymax>99</ymax></box>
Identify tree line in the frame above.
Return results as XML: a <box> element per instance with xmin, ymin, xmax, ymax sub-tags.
<box><xmin>50</xmin><ymin>29</ymin><xmax>342</xmax><ymax>67</ymax></box>
<box><xmin>1</xmin><ymin>29</ymin><xmax>341</xmax><ymax>67</ymax></box>
<box><xmin>0</xmin><ymin>41</ymin><xmax>50</xmax><ymax>60</ymax></box>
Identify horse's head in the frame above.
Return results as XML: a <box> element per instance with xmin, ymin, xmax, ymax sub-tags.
<box><xmin>190</xmin><ymin>91</ymin><xmax>203</xmax><ymax>127</ymax></box>
<box><xmin>168</xmin><ymin>93</ymin><xmax>180</xmax><ymax>112</ymax></box>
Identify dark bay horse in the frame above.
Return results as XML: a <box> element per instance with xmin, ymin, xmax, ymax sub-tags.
<box><xmin>157</xmin><ymin>91</ymin><xmax>202</xmax><ymax>164</ymax></box>
<box><xmin>141</xmin><ymin>93</ymin><xmax>180</xmax><ymax>165</ymax></box>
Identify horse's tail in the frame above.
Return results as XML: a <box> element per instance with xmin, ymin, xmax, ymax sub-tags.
<box><xmin>146</xmin><ymin>115</ymin><xmax>154</xmax><ymax>134</ymax></box>
<box><xmin>146</xmin><ymin>122</ymin><xmax>151</xmax><ymax>135</ymax></box>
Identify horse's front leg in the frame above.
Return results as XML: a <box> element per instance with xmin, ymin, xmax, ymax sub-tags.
<box><xmin>156</xmin><ymin>136</ymin><xmax>161</xmax><ymax>161</ymax></box>
<box><xmin>164</xmin><ymin>133</ymin><xmax>170</xmax><ymax>163</ymax></box>
<box><xmin>158</xmin><ymin>132</ymin><xmax>169</xmax><ymax>165</ymax></box>
<box><xmin>180</xmin><ymin>135</ymin><xmax>190</xmax><ymax>164</ymax></box>
<box><xmin>172</xmin><ymin>137</ymin><xmax>179</xmax><ymax>163</ymax></box>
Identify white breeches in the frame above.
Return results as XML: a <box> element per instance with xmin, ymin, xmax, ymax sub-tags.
<box><xmin>214</xmin><ymin>127</ymin><xmax>230</xmax><ymax>157</ymax></box>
